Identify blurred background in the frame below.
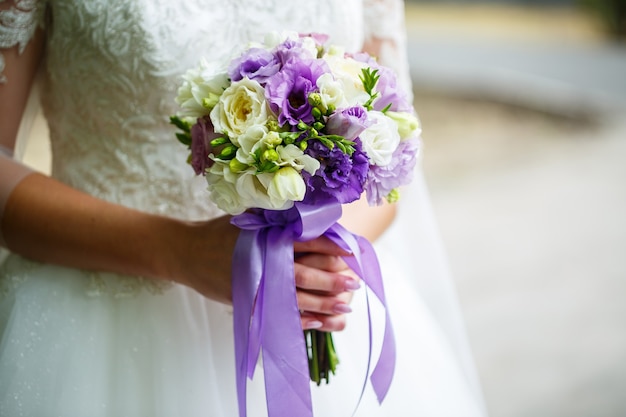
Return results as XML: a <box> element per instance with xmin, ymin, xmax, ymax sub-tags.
<box><xmin>403</xmin><ymin>0</ymin><xmax>626</xmax><ymax>416</ymax></box>
<box><xmin>20</xmin><ymin>1</ymin><xmax>626</xmax><ymax>416</ymax></box>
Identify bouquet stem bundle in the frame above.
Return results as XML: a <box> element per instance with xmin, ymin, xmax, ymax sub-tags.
<box><xmin>306</xmin><ymin>330</ymin><xmax>339</xmax><ymax>385</ymax></box>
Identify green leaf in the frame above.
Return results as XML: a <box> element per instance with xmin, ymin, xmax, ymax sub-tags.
<box><xmin>170</xmin><ymin>115</ymin><xmax>191</xmax><ymax>133</ymax></box>
<box><xmin>176</xmin><ymin>132</ymin><xmax>192</xmax><ymax>147</ymax></box>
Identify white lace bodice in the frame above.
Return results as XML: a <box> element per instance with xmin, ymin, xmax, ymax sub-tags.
<box><xmin>1</xmin><ymin>0</ymin><xmax>411</xmax><ymax>296</ymax></box>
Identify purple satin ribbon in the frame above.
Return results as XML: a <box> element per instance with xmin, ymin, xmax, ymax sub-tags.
<box><xmin>231</xmin><ymin>201</ymin><xmax>395</xmax><ymax>417</ymax></box>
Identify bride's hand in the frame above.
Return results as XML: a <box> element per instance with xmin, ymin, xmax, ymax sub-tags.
<box><xmin>294</xmin><ymin>237</ymin><xmax>360</xmax><ymax>332</ymax></box>
<box><xmin>171</xmin><ymin>218</ymin><xmax>359</xmax><ymax>332</ymax></box>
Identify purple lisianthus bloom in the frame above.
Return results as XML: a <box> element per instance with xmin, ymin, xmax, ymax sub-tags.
<box><xmin>302</xmin><ymin>139</ymin><xmax>369</xmax><ymax>205</ymax></box>
<box><xmin>228</xmin><ymin>47</ymin><xmax>281</xmax><ymax>84</ymax></box>
<box><xmin>365</xmin><ymin>137</ymin><xmax>419</xmax><ymax>205</ymax></box>
<box><xmin>371</xmin><ymin>66</ymin><xmax>412</xmax><ymax>112</ymax></box>
<box><xmin>274</xmin><ymin>38</ymin><xmax>316</xmax><ymax>65</ymax></box>
<box><xmin>325</xmin><ymin>106</ymin><xmax>371</xmax><ymax>141</ymax></box>
<box><xmin>190</xmin><ymin>116</ymin><xmax>220</xmax><ymax>175</ymax></box>
<box><xmin>350</xmin><ymin>53</ymin><xmax>412</xmax><ymax>112</ymax></box>
<box><xmin>265</xmin><ymin>59</ymin><xmax>329</xmax><ymax>126</ymax></box>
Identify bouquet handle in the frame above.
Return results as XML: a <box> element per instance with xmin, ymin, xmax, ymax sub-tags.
<box><xmin>231</xmin><ymin>202</ymin><xmax>396</xmax><ymax>417</ymax></box>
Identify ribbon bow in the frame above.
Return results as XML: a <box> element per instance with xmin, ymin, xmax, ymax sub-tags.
<box><xmin>231</xmin><ymin>201</ymin><xmax>395</xmax><ymax>417</ymax></box>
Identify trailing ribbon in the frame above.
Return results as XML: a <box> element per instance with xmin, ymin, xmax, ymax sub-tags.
<box><xmin>231</xmin><ymin>201</ymin><xmax>395</xmax><ymax>417</ymax></box>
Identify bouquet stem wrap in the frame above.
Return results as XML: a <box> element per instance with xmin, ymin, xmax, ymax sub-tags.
<box><xmin>231</xmin><ymin>201</ymin><xmax>396</xmax><ymax>417</ymax></box>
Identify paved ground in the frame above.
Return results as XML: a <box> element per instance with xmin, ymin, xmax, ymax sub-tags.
<box><xmin>404</xmin><ymin>4</ymin><xmax>626</xmax><ymax>417</ymax></box>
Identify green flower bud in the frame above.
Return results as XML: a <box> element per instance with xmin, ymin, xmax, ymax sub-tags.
<box><xmin>229</xmin><ymin>158</ymin><xmax>249</xmax><ymax>173</ymax></box>
<box><xmin>297</xmin><ymin>121</ymin><xmax>309</xmax><ymax>131</ymax></box>
<box><xmin>313</xmin><ymin>122</ymin><xmax>325</xmax><ymax>131</ymax></box>
<box><xmin>326</xmin><ymin>104</ymin><xmax>336</xmax><ymax>115</ymax></box>
<box><xmin>266</xmin><ymin>119</ymin><xmax>281</xmax><ymax>132</ymax></box>
<box><xmin>202</xmin><ymin>93</ymin><xmax>220</xmax><ymax>110</ymax></box>
<box><xmin>282</xmin><ymin>135</ymin><xmax>296</xmax><ymax>145</ymax></box>
<box><xmin>265</xmin><ymin>131</ymin><xmax>282</xmax><ymax>147</ymax></box>
<box><xmin>386</xmin><ymin>188</ymin><xmax>400</xmax><ymax>204</ymax></box>
<box><xmin>210</xmin><ymin>137</ymin><xmax>230</xmax><ymax>147</ymax></box>
<box><xmin>386</xmin><ymin>111</ymin><xmax>420</xmax><ymax>139</ymax></box>
<box><xmin>262</xmin><ymin>149</ymin><xmax>279</xmax><ymax>163</ymax></box>
<box><xmin>298</xmin><ymin>140</ymin><xmax>308</xmax><ymax>151</ymax></box>
<box><xmin>217</xmin><ymin>144</ymin><xmax>237</xmax><ymax>160</ymax></box>
<box><xmin>308</xmin><ymin>93</ymin><xmax>322</xmax><ymax>107</ymax></box>
<box><xmin>311</xmin><ymin>107</ymin><xmax>322</xmax><ymax>120</ymax></box>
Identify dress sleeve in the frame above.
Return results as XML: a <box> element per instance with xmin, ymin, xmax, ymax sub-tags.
<box><xmin>362</xmin><ymin>0</ymin><xmax>413</xmax><ymax>101</ymax></box>
<box><xmin>0</xmin><ymin>0</ymin><xmax>46</xmax><ymax>84</ymax></box>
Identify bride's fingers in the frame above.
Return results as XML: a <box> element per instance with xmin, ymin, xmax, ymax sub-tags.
<box><xmin>301</xmin><ymin>313</ymin><xmax>347</xmax><ymax>332</ymax></box>
<box><xmin>294</xmin><ymin>262</ymin><xmax>360</xmax><ymax>294</ymax></box>
<box><xmin>294</xmin><ymin>235</ymin><xmax>352</xmax><ymax>257</ymax></box>
<box><xmin>296</xmin><ymin>288</ymin><xmax>353</xmax><ymax>317</ymax></box>
<box><xmin>296</xmin><ymin>253</ymin><xmax>347</xmax><ymax>272</ymax></box>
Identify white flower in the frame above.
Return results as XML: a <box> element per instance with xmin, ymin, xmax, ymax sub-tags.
<box><xmin>206</xmin><ymin>170</ymin><xmax>247</xmax><ymax>215</ymax></box>
<box><xmin>360</xmin><ymin>111</ymin><xmax>401</xmax><ymax>166</ymax></box>
<box><xmin>385</xmin><ymin>111</ymin><xmax>421</xmax><ymax>140</ymax></box>
<box><xmin>300</xmin><ymin>36</ymin><xmax>319</xmax><ymax>58</ymax></box>
<box><xmin>322</xmin><ymin>54</ymin><xmax>370</xmax><ymax>106</ymax></box>
<box><xmin>277</xmin><ymin>144</ymin><xmax>320</xmax><ymax>175</ymax></box>
<box><xmin>264</xmin><ymin>31</ymin><xmax>298</xmax><ymax>48</ymax></box>
<box><xmin>238</xmin><ymin>171</ymin><xmax>293</xmax><ymax>211</ymax></box>
<box><xmin>235</xmin><ymin>125</ymin><xmax>269</xmax><ymax>163</ymax></box>
<box><xmin>210</xmin><ymin>78</ymin><xmax>269</xmax><ymax>140</ymax></box>
<box><xmin>175</xmin><ymin>59</ymin><xmax>229</xmax><ymax>119</ymax></box>
<box><xmin>316</xmin><ymin>73</ymin><xmax>348</xmax><ymax>112</ymax></box>
<box><xmin>267</xmin><ymin>167</ymin><xmax>306</xmax><ymax>207</ymax></box>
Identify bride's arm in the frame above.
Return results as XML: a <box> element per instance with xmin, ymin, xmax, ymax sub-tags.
<box><xmin>0</xmin><ymin>23</ymin><xmax>355</xmax><ymax>332</ymax></box>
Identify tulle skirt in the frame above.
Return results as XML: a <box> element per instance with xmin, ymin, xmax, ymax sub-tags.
<box><xmin>0</xmin><ymin>178</ymin><xmax>486</xmax><ymax>416</ymax></box>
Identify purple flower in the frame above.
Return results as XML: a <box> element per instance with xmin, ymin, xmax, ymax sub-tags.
<box><xmin>325</xmin><ymin>106</ymin><xmax>371</xmax><ymax>141</ymax></box>
<box><xmin>351</xmin><ymin>53</ymin><xmax>412</xmax><ymax>112</ymax></box>
<box><xmin>371</xmin><ymin>66</ymin><xmax>412</xmax><ymax>112</ymax></box>
<box><xmin>190</xmin><ymin>116</ymin><xmax>220</xmax><ymax>175</ymax></box>
<box><xmin>265</xmin><ymin>59</ymin><xmax>328</xmax><ymax>126</ymax></box>
<box><xmin>302</xmin><ymin>139</ymin><xmax>369</xmax><ymax>205</ymax></box>
<box><xmin>274</xmin><ymin>38</ymin><xmax>316</xmax><ymax>65</ymax></box>
<box><xmin>228</xmin><ymin>48</ymin><xmax>281</xmax><ymax>84</ymax></box>
<box><xmin>365</xmin><ymin>138</ymin><xmax>419</xmax><ymax>205</ymax></box>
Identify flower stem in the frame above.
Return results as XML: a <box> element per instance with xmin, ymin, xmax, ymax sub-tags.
<box><xmin>305</xmin><ymin>330</ymin><xmax>339</xmax><ymax>385</ymax></box>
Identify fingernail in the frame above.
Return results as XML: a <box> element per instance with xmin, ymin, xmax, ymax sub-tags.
<box><xmin>333</xmin><ymin>303</ymin><xmax>352</xmax><ymax>314</ymax></box>
<box><xmin>304</xmin><ymin>320</ymin><xmax>323</xmax><ymax>330</ymax></box>
<box><xmin>344</xmin><ymin>279</ymin><xmax>361</xmax><ymax>291</ymax></box>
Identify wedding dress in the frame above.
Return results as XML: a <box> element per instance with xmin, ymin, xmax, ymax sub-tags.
<box><xmin>0</xmin><ymin>0</ymin><xmax>487</xmax><ymax>415</ymax></box>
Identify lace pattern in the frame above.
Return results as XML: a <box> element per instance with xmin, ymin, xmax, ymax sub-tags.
<box><xmin>0</xmin><ymin>0</ymin><xmax>45</xmax><ymax>83</ymax></box>
<box><xmin>363</xmin><ymin>0</ymin><xmax>413</xmax><ymax>100</ymax></box>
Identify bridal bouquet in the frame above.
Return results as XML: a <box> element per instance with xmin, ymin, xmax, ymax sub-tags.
<box><xmin>172</xmin><ymin>31</ymin><xmax>421</xmax><ymax>417</ymax></box>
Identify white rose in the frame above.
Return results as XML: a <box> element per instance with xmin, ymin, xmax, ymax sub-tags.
<box><xmin>322</xmin><ymin>55</ymin><xmax>370</xmax><ymax>106</ymax></box>
<box><xmin>316</xmin><ymin>73</ymin><xmax>348</xmax><ymax>112</ymax></box>
<box><xmin>385</xmin><ymin>111</ymin><xmax>421</xmax><ymax>140</ymax></box>
<box><xmin>277</xmin><ymin>144</ymin><xmax>320</xmax><ymax>175</ymax></box>
<box><xmin>360</xmin><ymin>111</ymin><xmax>401</xmax><ymax>166</ymax></box>
<box><xmin>267</xmin><ymin>167</ymin><xmax>306</xmax><ymax>207</ymax></box>
<box><xmin>210</xmin><ymin>78</ymin><xmax>269</xmax><ymax>140</ymax></box>
<box><xmin>175</xmin><ymin>59</ymin><xmax>230</xmax><ymax>119</ymax></box>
